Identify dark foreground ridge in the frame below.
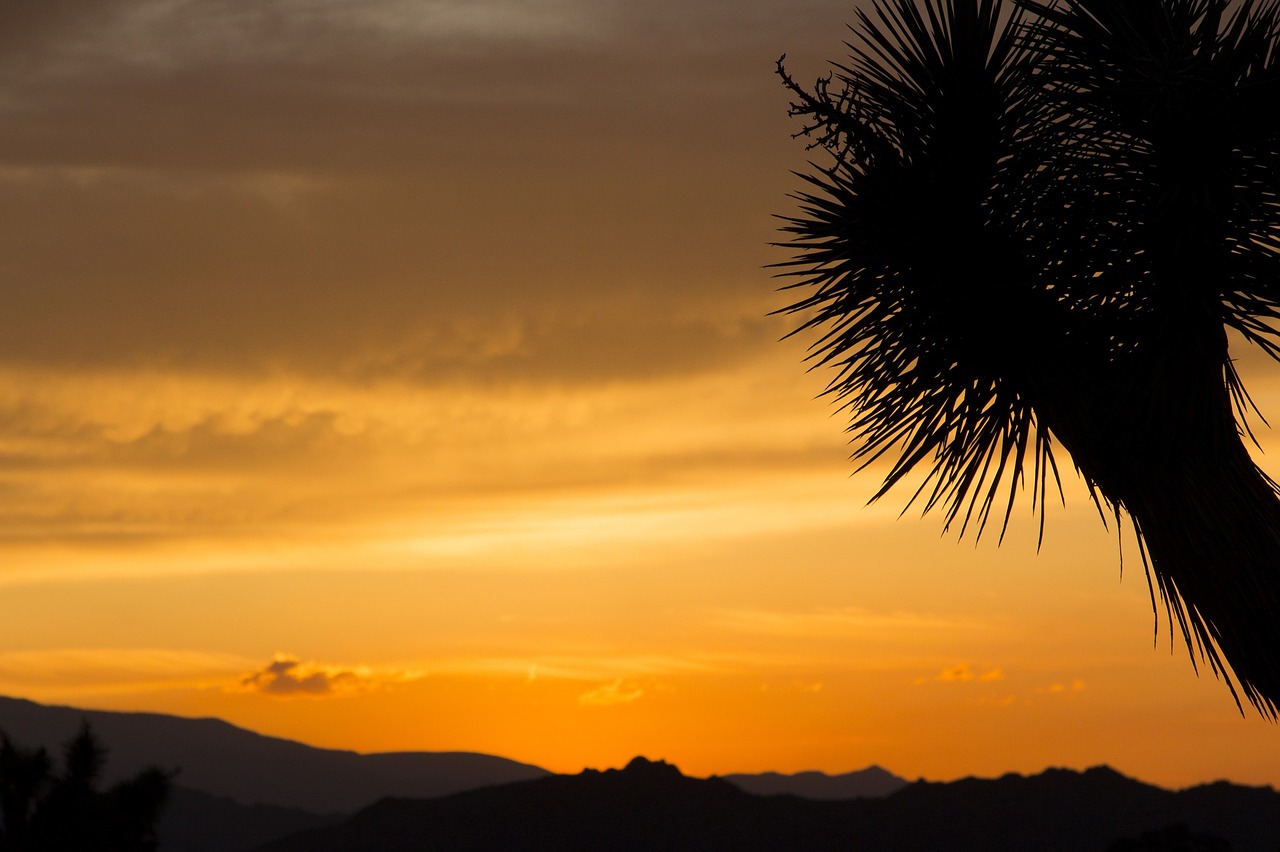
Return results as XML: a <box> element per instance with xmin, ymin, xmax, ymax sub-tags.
<box><xmin>254</xmin><ymin>756</ymin><xmax>1280</xmax><ymax>852</ymax></box>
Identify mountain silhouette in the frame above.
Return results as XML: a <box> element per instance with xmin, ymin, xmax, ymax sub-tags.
<box><xmin>0</xmin><ymin>696</ymin><xmax>550</xmax><ymax>814</ymax></box>
<box><xmin>0</xmin><ymin>697</ymin><xmax>908</xmax><ymax>852</ymax></box>
<box><xmin>720</xmin><ymin>765</ymin><xmax>906</xmax><ymax>799</ymax></box>
<box><xmin>158</xmin><ymin>788</ymin><xmax>342</xmax><ymax>852</ymax></box>
<box><xmin>253</xmin><ymin>758</ymin><xmax>1280</xmax><ymax>852</ymax></box>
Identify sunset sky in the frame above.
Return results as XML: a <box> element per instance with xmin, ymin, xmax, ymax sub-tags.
<box><xmin>2</xmin><ymin>0</ymin><xmax>1279</xmax><ymax>790</ymax></box>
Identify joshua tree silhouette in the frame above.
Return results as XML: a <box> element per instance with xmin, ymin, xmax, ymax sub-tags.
<box><xmin>777</xmin><ymin>0</ymin><xmax>1280</xmax><ymax>714</ymax></box>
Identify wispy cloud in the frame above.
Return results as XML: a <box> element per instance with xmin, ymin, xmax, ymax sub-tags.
<box><xmin>935</xmin><ymin>663</ymin><xmax>1004</xmax><ymax>684</ymax></box>
<box><xmin>343</xmin><ymin>0</ymin><xmax>611</xmax><ymax>43</ymax></box>
<box><xmin>578</xmin><ymin>679</ymin><xmax>644</xmax><ymax>707</ymax></box>
<box><xmin>3</xmin><ymin>0</ymin><xmax>610</xmax><ymax>82</ymax></box>
<box><xmin>0</xmin><ymin>355</ymin><xmax>863</xmax><ymax>586</ymax></box>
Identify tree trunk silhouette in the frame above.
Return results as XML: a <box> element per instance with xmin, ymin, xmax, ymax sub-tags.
<box><xmin>1039</xmin><ymin>324</ymin><xmax>1280</xmax><ymax>709</ymax></box>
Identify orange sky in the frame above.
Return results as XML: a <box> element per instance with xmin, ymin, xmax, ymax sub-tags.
<box><xmin>0</xmin><ymin>0</ymin><xmax>1278</xmax><ymax>790</ymax></box>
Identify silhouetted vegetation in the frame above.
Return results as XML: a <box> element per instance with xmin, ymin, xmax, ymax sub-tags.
<box><xmin>777</xmin><ymin>0</ymin><xmax>1280</xmax><ymax>714</ymax></box>
<box><xmin>0</xmin><ymin>721</ymin><xmax>170</xmax><ymax>851</ymax></box>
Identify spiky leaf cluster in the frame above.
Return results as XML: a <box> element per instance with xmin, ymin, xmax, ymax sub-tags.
<box><xmin>779</xmin><ymin>0</ymin><xmax>1280</xmax><ymax>535</ymax></box>
<box><xmin>777</xmin><ymin>0</ymin><xmax>1065</xmax><ymax>539</ymax></box>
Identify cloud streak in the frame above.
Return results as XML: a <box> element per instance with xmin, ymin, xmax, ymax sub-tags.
<box><xmin>0</xmin><ymin>647</ymin><xmax>254</xmax><ymax>697</ymax></box>
<box><xmin>0</xmin><ymin>353</ymin><xmax>853</xmax><ymax>583</ymax></box>
<box><xmin>717</xmin><ymin>607</ymin><xmax>992</xmax><ymax>639</ymax></box>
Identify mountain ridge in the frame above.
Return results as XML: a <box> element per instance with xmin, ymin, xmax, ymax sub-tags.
<box><xmin>252</xmin><ymin>756</ymin><xmax>1280</xmax><ymax>852</ymax></box>
<box><xmin>0</xmin><ymin>695</ymin><xmax>550</xmax><ymax>813</ymax></box>
<box><xmin>719</xmin><ymin>764</ymin><xmax>907</xmax><ymax>799</ymax></box>
<box><xmin>0</xmin><ymin>695</ymin><xmax>923</xmax><ymax>809</ymax></box>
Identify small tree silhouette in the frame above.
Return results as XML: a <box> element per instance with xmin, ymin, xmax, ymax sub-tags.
<box><xmin>0</xmin><ymin>722</ymin><xmax>170</xmax><ymax>852</ymax></box>
<box><xmin>777</xmin><ymin>0</ymin><xmax>1280</xmax><ymax>714</ymax></box>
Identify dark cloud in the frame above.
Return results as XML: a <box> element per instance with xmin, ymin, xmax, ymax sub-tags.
<box><xmin>0</xmin><ymin>0</ymin><xmax>848</xmax><ymax>385</ymax></box>
<box><xmin>239</xmin><ymin>656</ymin><xmax>363</xmax><ymax>698</ymax></box>
<box><xmin>0</xmin><ymin>0</ymin><xmax>843</xmax><ymax>172</ymax></box>
<box><xmin>0</xmin><ymin>132</ymin><xmax>792</xmax><ymax>382</ymax></box>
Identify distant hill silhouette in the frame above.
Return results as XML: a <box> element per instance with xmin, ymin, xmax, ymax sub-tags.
<box><xmin>0</xmin><ymin>696</ymin><xmax>906</xmax><ymax>852</ymax></box>
<box><xmin>0</xmin><ymin>696</ymin><xmax>549</xmax><ymax>813</ymax></box>
<box><xmin>720</xmin><ymin>765</ymin><xmax>906</xmax><ymax>799</ymax></box>
<box><xmin>253</xmin><ymin>757</ymin><xmax>1280</xmax><ymax>852</ymax></box>
<box><xmin>158</xmin><ymin>787</ymin><xmax>342</xmax><ymax>852</ymax></box>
